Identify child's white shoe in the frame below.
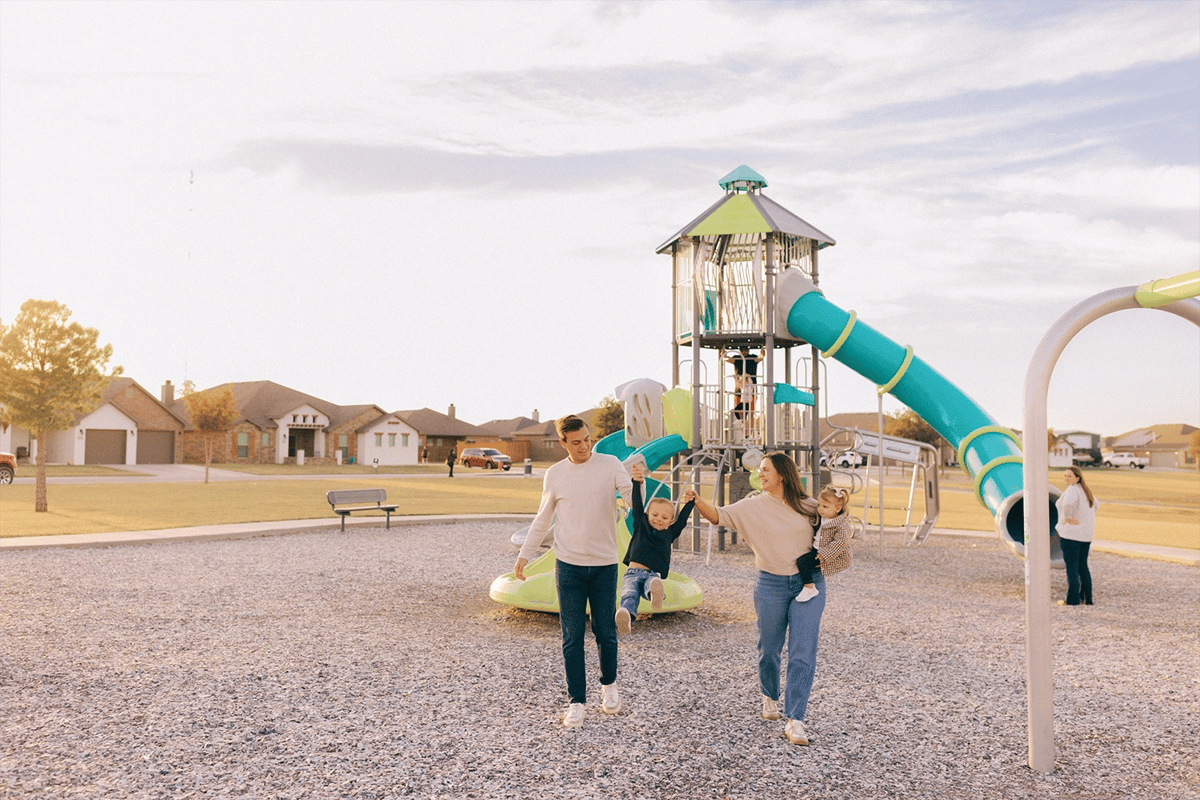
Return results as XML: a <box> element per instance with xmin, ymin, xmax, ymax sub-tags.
<box><xmin>794</xmin><ymin>585</ymin><xmax>819</xmax><ymax>603</ymax></box>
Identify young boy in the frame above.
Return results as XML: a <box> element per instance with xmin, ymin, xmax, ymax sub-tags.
<box><xmin>795</xmin><ymin>485</ymin><xmax>853</xmax><ymax>602</ymax></box>
<box><xmin>615</xmin><ymin>462</ymin><xmax>696</xmax><ymax>634</ymax></box>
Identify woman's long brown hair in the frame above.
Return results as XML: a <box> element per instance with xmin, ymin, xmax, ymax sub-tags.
<box><xmin>765</xmin><ymin>451</ymin><xmax>819</xmax><ymax>524</ymax></box>
<box><xmin>1066</xmin><ymin>466</ymin><xmax>1095</xmax><ymax>507</ymax></box>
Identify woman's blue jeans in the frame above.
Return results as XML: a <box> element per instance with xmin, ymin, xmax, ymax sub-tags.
<box><xmin>556</xmin><ymin>560</ymin><xmax>619</xmax><ymax>705</ymax></box>
<box><xmin>754</xmin><ymin>570</ymin><xmax>826</xmax><ymax>721</ymax></box>
<box><xmin>1059</xmin><ymin>538</ymin><xmax>1093</xmax><ymax>605</ymax></box>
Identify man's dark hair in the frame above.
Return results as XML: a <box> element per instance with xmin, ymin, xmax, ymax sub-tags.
<box><xmin>556</xmin><ymin>414</ymin><xmax>587</xmax><ymax>441</ymax></box>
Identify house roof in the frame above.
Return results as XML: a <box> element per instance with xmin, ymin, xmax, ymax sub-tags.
<box><xmin>395</xmin><ymin>408</ymin><xmax>488</xmax><ymax>438</ymax></box>
<box><xmin>478</xmin><ymin>416</ymin><xmax>539</xmax><ymax>437</ymax></box>
<box><xmin>512</xmin><ymin>408</ymin><xmax>603</xmax><ymax>439</ymax></box>
<box><xmin>92</xmin><ymin>377</ymin><xmax>188</xmax><ymax>428</ymax></box>
<box><xmin>1108</xmin><ymin>423</ymin><xmax>1198</xmax><ymax>450</ymax></box>
<box><xmin>172</xmin><ymin>380</ymin><xmax>342</xmax><ymax>430</ymax></box>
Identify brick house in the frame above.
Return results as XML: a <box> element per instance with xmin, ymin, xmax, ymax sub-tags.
<box><xmin>395</xmin><ymin>405</ymin><xmax>489</xmax><ymax>466</ymax></box>
<box><xmin>31</xmin><ymin>377</ymin><xmax>186</xmax><ymax>465</ymax></box>
<box><xmin>175</xmin><ymin>381</ymin><xmax>419</xmax><ymax>466</ymax></box>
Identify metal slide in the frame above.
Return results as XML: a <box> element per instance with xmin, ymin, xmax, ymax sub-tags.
<box><xmin>776</xmin><ymin>268</ymin><xmax>1059</xmax><ymax>561</ymax></box>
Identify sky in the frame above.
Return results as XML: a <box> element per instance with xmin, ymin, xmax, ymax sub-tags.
<box><xmin>2</xmin><ymin>0</ymin><xmax>1198</xmax><ymax>439</ymax></box>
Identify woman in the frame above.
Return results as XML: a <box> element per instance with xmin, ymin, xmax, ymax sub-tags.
<box><xmin>1056</xmin><ymin>466</ymin><xmax>1098</xmax><ymax>606</ymax></box>
<box><xmin>686</xmin><ymin>452</ymin><xmax>825</xmax><ymax>746</ymax></box>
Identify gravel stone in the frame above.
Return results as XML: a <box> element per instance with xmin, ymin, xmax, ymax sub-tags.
<box><xmin>1</xmin><ymin>523</ymin><xmax>1196</xmax><ymax>799</ymax></box>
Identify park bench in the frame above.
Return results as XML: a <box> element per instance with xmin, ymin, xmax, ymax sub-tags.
<box><xmin>326</xmin><ymin>488</ymin><xmax>399</xmax><ymax>531</ymax></box>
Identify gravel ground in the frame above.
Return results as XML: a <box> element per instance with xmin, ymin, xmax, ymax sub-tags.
<box><xmin>1</xmin><ymin>522</ymin><xmax>1197</xmax><ymax>800</ymax></box>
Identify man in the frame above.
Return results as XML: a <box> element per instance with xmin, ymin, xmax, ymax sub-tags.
<box><xmin>514</xmin><ymin>415</ymin><xmax>633</xmax><ymax>728</ymax></box>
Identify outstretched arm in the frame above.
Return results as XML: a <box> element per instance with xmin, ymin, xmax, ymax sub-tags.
<box><xmin>684</xmin><ymin>489</ymin><xmax>720</xmax><ymax>525</ymax></box>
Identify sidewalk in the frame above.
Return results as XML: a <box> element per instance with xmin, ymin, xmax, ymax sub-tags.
<box><xmin>2</xmin><ymin>517</ymin><xmax>1196</xmax><ymax>565</ymax></box>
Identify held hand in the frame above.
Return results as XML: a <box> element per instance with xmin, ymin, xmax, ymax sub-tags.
<box><xmin>1065</xmin><ymin>518</ymin><xmax>1079</xmax><ymax>526</ymax></box>
<box><xmin>631</xmin><ymin>464</ymin><xmax>645</xmax><ymax>482</ymax></box>
<box><xmin>683</xmin><ymin>489</ymin><xmax>698</xmax><ymax>502</ymax></box>
<box><xmin>514</xmin><ymin>558</ymin><xmax>528</xmax><ymax>581</ymax></box>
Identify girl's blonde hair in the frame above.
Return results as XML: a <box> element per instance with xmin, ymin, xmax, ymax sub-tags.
<box><xmin>818</xmin><ymin>485</ymin><xmax>850</xmax><ymax>514</ymax></box>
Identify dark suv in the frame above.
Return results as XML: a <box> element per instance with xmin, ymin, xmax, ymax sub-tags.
<box><xmin>460</xmin><ymin>448</ymin><xmax>512</xmax><ymax>470</ymax></box>
<box><xmin>0</xmin><ymin>452</ymin><xmax>16</xmax><ymax>484</ymax></box>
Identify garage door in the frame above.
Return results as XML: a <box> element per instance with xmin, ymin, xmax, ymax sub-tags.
<box><xmin>137</xmin><ymin>431</ymin><xmax>174</xmax><ymax>464</ymax></box>
<box><xmin>84</xmin><ymin>429</ymin><xmax>127</xmax><ymax>465</ymax></box>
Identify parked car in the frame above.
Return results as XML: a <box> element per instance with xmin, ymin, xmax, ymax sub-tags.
<box><xmin>820</xmin><ymin>449</ymin><xmax>866</xmax><ymax>468</ymax></box>
<box><xmin>460</xmin><ymin>448</ymin><xmax>512</xmax><ymax>470</ymax></box>
<box><xmin>0</xmin><ymin>452</ymin><xmax>15</xmax><ymax>484</ymax></box>
<box><xmin>1101</xmin><ymin>451</ymin><xmax>1148</xmax><ymax>469</ymax></box>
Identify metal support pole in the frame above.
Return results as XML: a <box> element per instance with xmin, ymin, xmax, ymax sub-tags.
<box><xmin>1022</xmin><ymin>287</ymin><xmax>1200</xmax><ymax>774</ymax></box>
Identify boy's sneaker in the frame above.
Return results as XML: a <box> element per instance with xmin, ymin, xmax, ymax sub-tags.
<box><xmin>615</xmin><ymin>607</ymin><xmax>632</xmax><ymax>635</ymax></box>
<box><xmin>795</xmin><ymin>586</ymin><xmax>819</xmax><ymax>603</ymax></box>
<box><xmin>785</xmin><ymin>718</ymin><xmax>810</xmax><ymax>745</ymax></box>
<box><xmin>648</xmin><ymin>577</ymin><xmax>665</xmax><ymax>612</ymax></box>
<box><xmin>601</xmin><ymin>683</ymin><xmax>622</xmax><ymax>715</ymax></box>
<box><xmin>563</xmin><ymin>703</ymin><xmax>585</xmax><ymax>728</ymax></box>
<box><xmin>762</xmin><ymin>695</ymin><xmax>781</xmax><ymax>720</ymax></box>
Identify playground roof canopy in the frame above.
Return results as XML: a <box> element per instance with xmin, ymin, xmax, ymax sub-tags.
<box><xmin>656</xmin><ymin>180</ymin><xmax>836</xmax><ymax>254</ymax></box>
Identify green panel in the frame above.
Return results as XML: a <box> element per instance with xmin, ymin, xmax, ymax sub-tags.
<box><xmin>687</xmin><ymin>194</ymin><xmax>771</xmax><ymax>236</ymax></box>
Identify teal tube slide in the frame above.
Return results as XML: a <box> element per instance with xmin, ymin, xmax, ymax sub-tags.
<box><xmin>779</xmin><ymin>270</ymin><xmax>1059</xmax><ymax>561</ymax></box>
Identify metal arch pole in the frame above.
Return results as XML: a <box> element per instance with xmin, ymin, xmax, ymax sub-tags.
<box><xmin>1022</xmin><ymin>288</ymin><xmax>1200</xmax><ymax>774</ymax></box>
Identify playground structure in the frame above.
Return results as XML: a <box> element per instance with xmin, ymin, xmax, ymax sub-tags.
<box><xmin>490</xmin><ymin>167</ymin><xmax>1197</xmax><ymax>619</ymax></box>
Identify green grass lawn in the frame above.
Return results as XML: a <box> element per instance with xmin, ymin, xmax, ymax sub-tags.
<box><xmin>0</xmin><ymin>477</ymin><xmax>546</xmax><ymax>537</ymax></box>
<box><xmin>1</xmin><ymin>466</ymin><xmax>1196</xmax><ymax>550</ymax></box>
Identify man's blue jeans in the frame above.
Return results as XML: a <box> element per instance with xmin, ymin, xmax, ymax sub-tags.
<box><xmin>754</xmin><ymin>570</ymin><xmax>826</xmax><ymax>721</ymax></box>
<box><xmin>556</xmin><ymin>560</ymin><xmax>619</xmax><ymax>705</ymax></box>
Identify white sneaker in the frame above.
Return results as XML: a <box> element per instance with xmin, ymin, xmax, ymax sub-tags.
<box><xmin>795</xmin><ymin>585</ymin><xmax>819</xmax><ymax>603</ymax></box>
<box><xmin>601</xmin><ymin>683</ymin><xmax>622</xmax><ymax>715</ymax></box>
<box><xmin>785</xmin><ymin>718</ymin><xmax>809</xmax><ymax>745</ymax></box>
<box><xmin>762</xmin><ymin>695</ymin><xmax>781</xmax><ymax>720</ymax></box>
<box><xmin>563</xmin><ymin>703</ymin><xmax>585</xmax><ymax>728</ymax></box>
<box><xmin>615</xmin><ymin>607</ymin><xmax>632</xmax><ymax>634</ymax></box>
<box><xmin>648</xmin><ymin>576</ymin><xmax>665</xmax><ymax>612</ymax></box>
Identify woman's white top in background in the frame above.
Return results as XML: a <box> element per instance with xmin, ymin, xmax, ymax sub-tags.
<box><xmin>1056</xmin><ymin>484</ymin><xmax>1098</xmax><ymax>543</ymax></box>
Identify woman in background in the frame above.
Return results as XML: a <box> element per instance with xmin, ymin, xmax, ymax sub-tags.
<box><xmin>1056</xmin><ymin>466</ymin><xmax>1098</xmax><ymax>606</ymax></box>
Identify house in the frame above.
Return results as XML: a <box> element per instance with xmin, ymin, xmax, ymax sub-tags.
<box><xmin>1048</xmin><ymin>436</ymin><xmax>1076</xmax><ymax>468</ymax></box>
<box><xmin>469</xmin><ymin>411</ymin><xmax>542</xmax><ymax>463</ymax></box>
<box><xmin>1107</xmin><ymin>424</ymin><xmax>1198</xmax><ymax>469</ymax></box>
<box><xmin>20</xmin><ymin>378</ymin><xmax>187</xmax><ymax>465</ymax></box>
<box><xmin>1059</xmin><ymin>431</ymin><xmax>1102</xmax><ymax>466</ymax></box>
<box><xmin>174</xmin><ymin>381</ymin><xmax>419</xmax><ymax>466</ymax></box>
<box><xmin>395</xmin><ymin>405</ymin><xmax>489</xmax><ymax>465</ymax></box>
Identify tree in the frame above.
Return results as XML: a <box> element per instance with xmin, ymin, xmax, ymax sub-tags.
<box><xmin>1047</xmin><ymin>429</ymin><xmax>1058</xmax><ymax>453</ymax></box>
<box><xmin>592</xmin><ymin>396</ymin><xmax>625</xmax><ymax>441</ymax></box>
<box><xmin>181</xmin><ymin>381</ymin><xmax>239</xmax><ymax>483</ymax></box>
<box><xmin>883</xmin><ymin>408</ymin><xmax>944</xmax><ymax>448</ymax></box>
<box><xmin>0</xmin><ymin>299</ymin><xmax>121</xmax><ymax>512</ymax></box>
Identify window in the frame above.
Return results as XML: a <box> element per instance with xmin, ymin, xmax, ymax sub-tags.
<box><xmin>338</xmin><ymin>434</ymin><xmax>349</xmax><ymax>459</ymax></box>
<box><xmin>401</xmin><ymin>433</ymin><xmax>409</xmax><ymax>447</ymax></box>
<box><xmin>388</xmin><ymin>433</ymin><xmax>396</xmax><ymax>447</ymax></box>
<box><xmin>261</xmin><ymin>433</ymin><xmax>270</xmax><ymax>449</ymax></box>
<box><xmin>237</xmin><ymin>432</ymin><xmax>249</xmax><ymax>459</ymax></box>
<box><xmin>375</xmin><ymin>433</ymin><xmax>383</xmax><ymax>447</ymax></box>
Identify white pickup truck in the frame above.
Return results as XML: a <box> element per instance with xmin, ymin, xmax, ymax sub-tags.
<box><xmin>1101</xmin><ymin>451</ymin><xmax>1148</xmax><ymax>469</ymax></box>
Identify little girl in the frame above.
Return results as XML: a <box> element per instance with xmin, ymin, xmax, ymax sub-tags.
<box><xmin>795</xmin><ymin>485</ymin><xmax>853</xmax><ymax>602</ymax></box>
